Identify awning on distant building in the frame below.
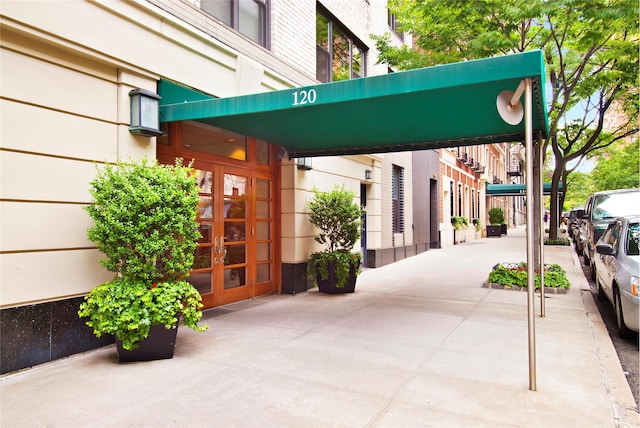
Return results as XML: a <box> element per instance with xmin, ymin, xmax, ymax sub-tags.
<box><xmin>486</xmin><ymin>182</ymin><xmax>562</xmax><ymax>196</ymax></box>
<box><xmin>159</xmin><ymin>50</ymin><xmax>549</xmax><ymax>158</ymax></box>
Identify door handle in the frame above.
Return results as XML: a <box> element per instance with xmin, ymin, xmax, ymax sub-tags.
<box><xmin>218</xmin><ymin>236</ymin><xmax>226</xmax><ymax>265</ymax></box>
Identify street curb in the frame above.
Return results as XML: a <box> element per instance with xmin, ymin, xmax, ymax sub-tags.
<box><xmin>568</xmin><ymin>247</ymin><xmax>639</xmax><ymax>427</ymax></box>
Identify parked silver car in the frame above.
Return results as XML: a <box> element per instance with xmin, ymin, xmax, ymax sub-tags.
<box><xmin>581</xmin><ymin>188</ymin><xmax>640</xmax><ymax>279</ymax></box>
<box><xmin>594</xmin><ymin>215</ymin><xmax>639</xmax><ymax>338</ymax></box>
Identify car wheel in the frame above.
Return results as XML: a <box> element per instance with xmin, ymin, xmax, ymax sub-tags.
<box><xmin>614</xmin><ymin>288</ymin><xmax>633</xmax><ymax>339</ymax></box>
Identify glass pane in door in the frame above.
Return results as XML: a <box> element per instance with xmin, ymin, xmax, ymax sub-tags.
<box><xmin>188</xmin><ymin>271</ymin><xmax>212</xmax><ymax>296</ymax></box>
<box><xmin>190</xmin><ymin>169</ymin><xmax>214</xmax><ymax>296</ymax></box>
<box><xmin>224</xmin><ymin>244</ymin><xmax>246</xmax><ymax>289</ymax></box>
<box><xmin>256</xmin><ymin>263</ymin><xmax>270</xmax><ymax>282</ymax></box>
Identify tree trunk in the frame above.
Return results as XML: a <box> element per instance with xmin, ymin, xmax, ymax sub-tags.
<box><xmin>549</xmin><ymin>167</ymin><xmax>563</xmax><ymax>240</ymax></box>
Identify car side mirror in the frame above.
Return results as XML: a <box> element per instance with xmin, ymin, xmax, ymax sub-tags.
<box><xmin>576</xmin><ymin>209</ymin><xmax>585</xmax><ymax>219</ymax></box>
<box><xmin>596</xmin><ymin>243</ymin><xmax>614</xmax><ymax>256</ymax></box>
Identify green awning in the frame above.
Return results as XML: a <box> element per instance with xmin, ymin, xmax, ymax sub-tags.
<box><xmin>160</xmin><ymin>50</ymin><xmax>549</xmax><ymax>157</ymax></box>
<box><xmin>486</xmin><ymin>182</ymin><xmax>562</xmax><ymax>196</ymax></box>
<box><xmin>158</xmin><ymin>80</ymin><xmax>215</xmax><ymax>105</ymax></box>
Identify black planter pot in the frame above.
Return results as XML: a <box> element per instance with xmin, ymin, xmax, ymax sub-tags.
<box><xmin>316</xmin><ymin>262</ymin><xmax>358</xmax><ymax>294</ymax></box>
<box><xmin>116</xmin><ymin>323</ymin><xmax>179</xmax><ymax>362</ymax></box>
<box><xmin>487</xmin><ymin>225</ymin><xmax>502</xmax><ymax>237</ymax></box>
<box><xmin>501</xmin><ymin>224</ymin><xmax>508</xmax><ymax>235</ymax></box>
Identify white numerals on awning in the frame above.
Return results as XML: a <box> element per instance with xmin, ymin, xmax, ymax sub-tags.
<box><xmin>292</xmin><ymin>89</ymin><xmax>317</xmax><ymax>106</ymax></box>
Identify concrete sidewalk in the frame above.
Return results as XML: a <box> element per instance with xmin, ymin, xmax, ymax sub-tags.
<box><xmin>1</xmin><ymin>226</ymin><xmax>637</xmax><ymax>427</ymax></box>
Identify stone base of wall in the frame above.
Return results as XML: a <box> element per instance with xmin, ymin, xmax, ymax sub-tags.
<box><xmin>365</xmin><ymin>244</ymin><xmax>430</xmax><ymax>268</ymax></box>
<box><xmin>0</xmin><ymin>297</ymin><xmax>114</xmax><ymax>375</ymax></box>
<box><xmin>281</xmin><ymin>244</ymin><xmax>431</xmax><ymax>294</ymax></box>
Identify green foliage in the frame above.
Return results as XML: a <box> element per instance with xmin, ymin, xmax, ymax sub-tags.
<box><xmin>591</xmin><ymin>142</ymin><xmax>640</xmax><ymax>191</ymax></box>
<box><xmin>308</xmin><ymin>251</ymin><xmax>362</xmax><ymax>289</ymax></box>
<box><xmin>307</xmin><ymin>186</ymin><xmax>364</xmax><ymax>288</ymax></box>
<box><xmin>85</xmin><ymin>158</ymin><xmax>200</xmax><ymax>283</ymax></box>
<box><xmin>451</xmin><ymin>216</ymin><xmax>469</xmax><ymax>230</ymax></box>
<box><xmin>544</xmin><ymin>237</ymin><xmax>571</xmax><ymax>246</ymax></box>
<box><xmin>79</xmin><ymin>157</ymin><xmax>208</xmax><ymax>348</ymax></box>
<box><xmin>563</xmin><ymin>171</ymin><xmax>594</xmax><ymax>211</ymax></box>
<box><xmin>488</xmin><ymin>207</ymin><xmax>505</xmax><ymax>226</ymax></box>
<box><xmin>78</xmin><ymin>278</ymin><xmax>207</xmax><ymax>350</ymax></box>
<box><xmin>377</xmin><ymin>0</ymin><xmax>542</xmax><ymax>67</ymax></box>
<box><xmin>487</xmin><ymin>263</ymin><xmax>570</xmax><ymax>289</ymax></box>
<box><xmin>307</xmin><ymin>186</ymin><xmax>363</xmax><ymax>253</ymax></box>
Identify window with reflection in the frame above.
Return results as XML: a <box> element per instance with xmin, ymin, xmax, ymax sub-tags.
<box><xmin>388</xmin><ymin>11</ymin><xmax>403</xmax><ymax>41</ymax></box>
<box><xmin>256</xmin><ymin>139</ymin><xmax>271</xmax><ymax>165</ymax></box>
<box><xmin>183</xmin><ymin>121</ymin><xmax>247</xmax><ymax>161</ymax></box>
<box><xmin>189</xmin><ymin>168</ymin><xmax>215</xmax><ymax>295</ymax></box>
<box><xmin>392</xmin><ymin>165</ymin><xmax>404</xmax><ymax>233</ymax></box>
<box><xmin>316</xmin><ymin>8</ymin><xmax>367</xmax><ymax>82</ymax></box>
<box><xmin>201</xmin><ymin>0</ymin><xmax>268</xmax><ymax>47</ymax></box>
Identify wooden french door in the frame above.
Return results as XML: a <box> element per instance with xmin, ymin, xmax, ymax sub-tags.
<box><xmin>188</xmin><ymin>162</ymin><xmax>275</xmax><ymax>308</ymax></box>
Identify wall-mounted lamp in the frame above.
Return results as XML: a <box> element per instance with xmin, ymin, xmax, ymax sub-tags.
<box><xmin>365</xmin><ymin>169</ymin><xmax>372</xmax><ymax>180</ymax></box>
<box><xmin>129</xmin><ymin>88</ymin><xmax>163</xmax><ymax>137</ymax></box>
<box><xmin>296</xmin><ymin>157</ymin><xmax>313</xmax><ymax>170</ymax></box>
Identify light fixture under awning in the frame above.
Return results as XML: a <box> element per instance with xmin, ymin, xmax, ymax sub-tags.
<box><xmin>159</xmin><ymin>50</ymin><xmax>549</xmax><ymax>158</ymax></box>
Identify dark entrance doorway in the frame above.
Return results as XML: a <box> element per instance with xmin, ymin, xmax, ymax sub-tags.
<box><xmin>430</xmin><ymin>178</ymin><xmax>439</xmax><ymax>248</ymax></box>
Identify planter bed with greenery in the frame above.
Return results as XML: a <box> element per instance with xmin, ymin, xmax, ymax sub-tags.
<box><xmin>544</xmin><ymin>237</ymin><xmax>571</xmax><ymax>246</ymax></box>
<box><xmin>483</xmin><ymin>262</ymin><xmax>570</xmax><ymax>294</ymax></box>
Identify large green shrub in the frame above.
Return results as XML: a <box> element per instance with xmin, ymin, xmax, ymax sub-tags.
<box><xmin>488</xmin><ymin>207</ymin><xmax>505</xmax><ymax>226</ymax></box>
<box><xmin>307</xmin><ymin>185</ymin><xmax>363</xmax><ymax>288</ymax></box>
<box><xmin>79</xmin><ymin>157</ymin><xmax>208</xmax><ymax>350</ymax></box>
<box><xmin>85</xmin><ymin>158</ymin><xmax>200</xmax><ymax>283</ymax></box>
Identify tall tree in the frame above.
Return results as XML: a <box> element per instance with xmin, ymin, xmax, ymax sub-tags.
<box><xmin>375</xmin><ymin>0</ymin><xmax>639</xmax><ymax>238</ymax></box>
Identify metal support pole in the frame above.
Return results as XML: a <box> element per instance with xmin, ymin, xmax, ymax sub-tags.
<box><xmin>538</xmin><ymin>135</ymin><xmax>545</xmax><ymax>317</ymax></box>
<box><xmin>524</xmin><ymin>78</ymin><xmax>537</xmax><ymax>391</ymax></box>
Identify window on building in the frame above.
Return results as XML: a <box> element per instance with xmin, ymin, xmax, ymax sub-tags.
<box><xmin>457</xmin><ymin>184</ymin><xmax>462</xmax><ymax>216</ymax></box>
<box><xmin>388</xmin><ymin>10</ymin><xmax>403</xmax><ymax>41</ymax></box>
<box><xmin>471</xmin><ymin>189</ymin><xmax>476</xmax><ymax>219</ymax></box>
<box><xmin>392</xmin><ymin>165</ymin><xmax>404</xmax><ymax>233</ymax></box>
<box><xmin>316</xmin><ymin>8</ymin><xmax>366</xmax><ymax>82</ymax></box>
<box><xmin>201</xmin><ymin>0</ymin><xmax>268</xmax><ymax>47</ymax></box>
<box><xmin>450</xmin><ymin>181</ymin><xmax>454</xmax><ymax>217</ymax></box>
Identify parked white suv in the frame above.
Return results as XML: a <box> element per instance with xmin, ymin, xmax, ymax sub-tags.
<box><xmin>581</xmin><ymin>188</ymin><xmax>640</xmax><ymax>279</ymax></box>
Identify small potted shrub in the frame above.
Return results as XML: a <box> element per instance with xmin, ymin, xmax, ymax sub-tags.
<box><xmin>451</xmin><ymin>216</ymin><xmax>468</xmax><ymax>244</ymax></box>
<box><xmin>78</xmin><ymin>158</ymin><xmax>208</xmax><ymax>361</ymax></box>
<box><xmin>307</xmin><ymin>185</ymin><xmax>364</xmax><ymax>294</ymax></box>
<box><xmin>487</xmin><ymin>207</ymin><xmax>504</xmax><ymax>237</ymax></box>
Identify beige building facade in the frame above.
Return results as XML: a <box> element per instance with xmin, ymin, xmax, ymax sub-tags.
<box><xmin>1</xmin><ymin>0</ymin><xmax>509</xmax><ymax>373</ymax></box>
